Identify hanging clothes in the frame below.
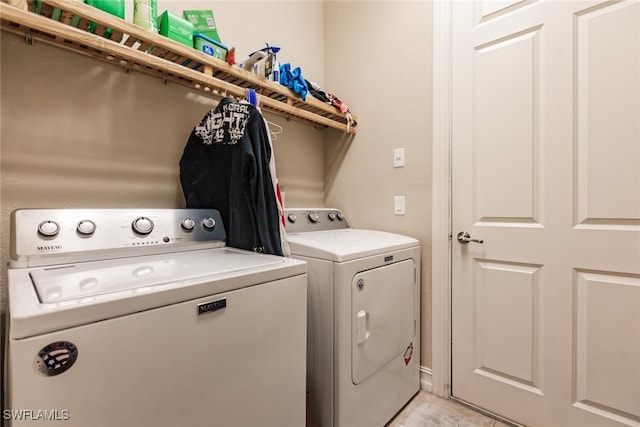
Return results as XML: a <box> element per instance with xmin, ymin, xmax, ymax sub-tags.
<box><xmin>179</xmin><ymin>97</ymin><xmax>283</xmax><ymax>256</ymax></box>
<box><xmin>260</xmin><ymin>115</ymin><xmax>291</xmax><ymax>257</ymax></box>
<box><xmin>244</xmin><ymin>89</ymin><xmax>291</xmax><ymax>257</ymax></box>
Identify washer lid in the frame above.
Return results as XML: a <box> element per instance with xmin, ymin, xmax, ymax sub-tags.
<box><xmin>9</xmin><ymin>247</ymin><xmax>306</xmax><ymax>339</ymax></box>
<box><xmin>30</xmin><ymin>248</ymin><xmax>285</xmax><ymax>303</ymax></box>
<box><xmin>286</xmin><ymin>229</ymin><xmax>419</xmax><ymax>262</ymax></box>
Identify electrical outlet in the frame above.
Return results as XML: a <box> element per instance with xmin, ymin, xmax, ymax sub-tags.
<box><xmin>394</xmin><ymin>196</ymin><xmax>406</xmax><ymax>215</ymax></box>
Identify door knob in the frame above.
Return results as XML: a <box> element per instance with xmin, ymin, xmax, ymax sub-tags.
<box><xmin>457</xmin><ymin>231</ymin><xmax>484</xmax><ymax>244</ymax></box>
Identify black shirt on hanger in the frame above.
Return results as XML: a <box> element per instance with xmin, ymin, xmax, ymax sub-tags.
<box><xmin>179</xmin><ymin>97</ymin><xmax>283</xmax><ymax>256</ymax></box>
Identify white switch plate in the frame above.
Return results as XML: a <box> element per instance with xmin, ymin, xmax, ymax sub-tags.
<box><xmin>394</xmin><ymin>148</ymin><xmax>405</xmax><ymax>167</ymax></box>
<box><xmin>394</xmin><ymin>196</ymin><xmax>406</xmax><ymax>215</ymax></box>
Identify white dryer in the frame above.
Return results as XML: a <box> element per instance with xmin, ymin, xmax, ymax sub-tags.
<box><xmin>5</xmin><ymin>208</ymin><xmax>307</xmax><ymax>427</ymax></box>
<box><xmin>285</xmin><ymin>208</ymin><xmax>420</xmax><ymax>427</ymax></box>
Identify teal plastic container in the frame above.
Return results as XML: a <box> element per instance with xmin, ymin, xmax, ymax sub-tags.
<box><xmin>193</xmin><ymin>33</ymin><xmax>228</xmax><ymax>61</ymax></box>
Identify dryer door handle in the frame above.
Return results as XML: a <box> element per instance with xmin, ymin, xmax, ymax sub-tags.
<box><xmin>356</xmin><ymin>310</ymin><xmax>369</xmax><ymax>344</ymax></box>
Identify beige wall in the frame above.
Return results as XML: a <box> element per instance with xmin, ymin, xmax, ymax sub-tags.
<box><xmin>323</xmin><ymin>1</ymin><xmax>433</xmax><ymax>368</ymax></box>
<box><xmin>0</xmin><ymin>0</ymin><xmax>433</xmax><ymax>381</ymax></box>
<box><xmin>0</xmin><ymin>0</ymin><xmax>326</xmax><ymax>390</ymax></box>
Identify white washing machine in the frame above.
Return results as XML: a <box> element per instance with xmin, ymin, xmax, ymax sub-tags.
<box><xmin>284</xmin><ymin>208</ymin><xmax>421</xmax><ymax>427</ymax></box>
<box><xmin>5</xmin><ymin>208</ymin><xmax>307</xmax><ymax>427</ymax></box>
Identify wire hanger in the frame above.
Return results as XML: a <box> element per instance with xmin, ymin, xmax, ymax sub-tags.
<box><xmin>244</xmin><ymin>88</ymin><xmax>281</xmax><ymax>140</ymax></box>
<box><xmin>266</xmin><ymin>120</ymin><xmax>283</xmax><ymax>141</ymax></box>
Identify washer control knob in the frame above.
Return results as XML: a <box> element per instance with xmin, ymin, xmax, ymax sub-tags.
<box><xmin>328</xmin><ymin>212</ymin><xmax>336</xmax><ymax>221</ymax></box>
<box><xmin>77</xmin><ymin>220</ymin><xmax>96</xmax><ymax>235</ymax></box>
<box><xmin>202</xmin><ymin>217</ymin><xmax>216</xmax><ymax>230</ymax></box>
<box><xmin>132</xmin><ymin>217</ymin><xmax>154</xmax><ymax>235</ymax></box>
<box><xmin>336</xmin><ymin>212</ymin><xmax>345</xmax><ymax>221</ymax></box>
<box><xmin>287</xmin><ymin>213</ymin><xmax>297</xmax><ymax>223</ymax></box>
<box><xmin>38</xmin><ymin>220</ymin><xmax>60</xmax><ymax>237</ymax></box>
<box><xmin>308</xmin><ymin>212</ymin><xmax>319</xmax><ymax>223</ymax></box>
<box><xmin>181</xmin><ymin>217</ymin><xmax>196</xmax><ymax>231</ymax></box>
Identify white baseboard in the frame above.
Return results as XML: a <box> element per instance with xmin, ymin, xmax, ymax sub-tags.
<box><xmin>419</xmin><ymin>366</ymin><xmax>433</xmax><ymax>393</ymax></box>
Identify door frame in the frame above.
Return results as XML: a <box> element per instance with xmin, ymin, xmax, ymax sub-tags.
<box><xmin>431</xmin><ymin>0</ymin><xmax>453</xmax><ymax>399</ymax></box>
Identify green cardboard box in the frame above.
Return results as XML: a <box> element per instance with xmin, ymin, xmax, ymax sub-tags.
<box><xmin>159</xmin><ymin>11</ymin><xmax>194</xmax><ymax>47</ymax></box>
<box><xmin>182</xmin><ymin>10</ymin><xmax>220</xmax><ymax>42</ymax></box>
<box><xmin>86</xmin><ymin>0</ymin><xmax>124</xmax><ymax>19</ymax></box>
<box><xmin>86</xmin><ymin>0</ymin><xmax>125</xmax><ymax>37</ymax></box>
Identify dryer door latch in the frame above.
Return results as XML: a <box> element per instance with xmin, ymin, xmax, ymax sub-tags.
<box><xmin>356</xmin><ymin>310</ymin><xmax>369</xmax><ymax>344</ymax></box>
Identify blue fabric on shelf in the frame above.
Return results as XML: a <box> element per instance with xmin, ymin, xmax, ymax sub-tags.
<box><xmin>279</xmin><ymin>63</ymin><xmax>309</xmax><ymax>101</ymax></box>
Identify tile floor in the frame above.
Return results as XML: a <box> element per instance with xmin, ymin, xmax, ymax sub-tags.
<box><xmin>387</xmin><ymin>391</ymin><xmax>514</xmax><ymax>427</ymax></box>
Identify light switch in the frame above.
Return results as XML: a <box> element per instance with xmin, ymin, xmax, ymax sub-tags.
<box><xmin>394</xmin><ymin>196</ymin><xmax>406</xmax><ymax>215</ymax></box>
<box><xmin>394</xmin><ymin>148</ymin><xmax>405</xmax><ymax>167</ymax></box>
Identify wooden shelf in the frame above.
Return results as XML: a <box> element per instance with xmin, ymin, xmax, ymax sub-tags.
<box><xmin>0</xmin><ymin>0</ymin><xmax>357</xmax><ymax>133</ymax></box>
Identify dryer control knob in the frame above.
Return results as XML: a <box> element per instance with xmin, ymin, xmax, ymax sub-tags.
<box><xmin>181</xmin><ymin>217</ymin><xmax>196</xmax><ymax>231</ymax></box>
<box><xmin>132</xmin><ymin>217</ymin><xmax>154</xmax><ymax>235</ymax></box>
<box><xmin>287</xmin><ymin>213</ymin><xmax>297</xmax><ymax>223</ymax></box>
<box><xmin>308</xmin><ymin>212</ymin><xmax>319</xmax><ymax>223</ymax></box>
<box><xmin>202</xmin><ymin>217</ymin><xmax>216</xmax><ymax>230</ymax></box>
<box><xmin>336</xmin><ymin>212</ymin><xmax>345</xmax><ymax>221</ymax></box>
<box><xmin>77</xmin><ymin>220</ymin><xmax>96</xmax><ymax>235</ymax></box>
<box><xmin>38</xmin><ymin>220</ymin><xmax>60</xmax><ymax>237</ymax></box>
<box><xmin>328</xmin><ymin>212</ymin><xmax>336</xmax><ymax>221</ymax></box>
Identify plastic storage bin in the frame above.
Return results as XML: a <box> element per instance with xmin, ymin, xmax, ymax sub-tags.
<box><xmin>193</xmin><ymin>33</ymin><xmax>228</xmax><ymax>61</ymax></box>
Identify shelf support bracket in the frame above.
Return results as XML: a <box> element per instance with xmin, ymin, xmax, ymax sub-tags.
<box><xmin>25</xmin><ymin>32</ymin><xmax>33</xmax><ymax>45</ymax></box>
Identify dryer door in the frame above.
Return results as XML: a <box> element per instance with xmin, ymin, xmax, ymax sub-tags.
<box><xmin>352</xmin><ymin>259</ymin><xmax>415</xmax><ymax>384</ymax></box>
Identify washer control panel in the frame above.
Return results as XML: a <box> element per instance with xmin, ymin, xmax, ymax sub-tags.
<box><xmin>10</xmin><ymin>208</ymin><xmax>227</xmax><ymax>267</ymax></box>
<box><xmin>284</xmin><ymin>208</ymin><xmax>350</xmax><ymax>233</ymax></box>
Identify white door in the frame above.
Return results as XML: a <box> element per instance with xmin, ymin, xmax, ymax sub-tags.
<box><xmin>451</xmin><ymin>1</ymin><xmax>640</xmax><ymax>426</ymax></box>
